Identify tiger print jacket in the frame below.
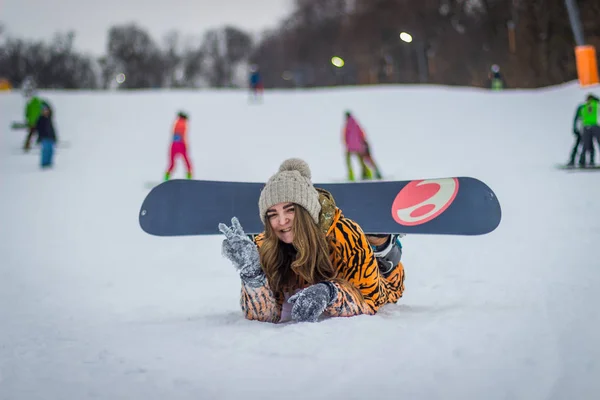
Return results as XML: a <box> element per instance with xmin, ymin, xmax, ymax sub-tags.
<box><xmin>240</xmin><ymin>188</ymin><xmax>405</xmax><ymax>323</ymax></box>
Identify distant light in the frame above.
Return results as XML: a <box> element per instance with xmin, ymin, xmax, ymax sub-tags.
<box><xmin>400</xmin><ymin>32</ymin><xmax>413</xmax><ymax>43</ymax></box>
<box><xmin>331</xmin><ymin>56</ymin><xmax>345</xmax><ymax>68</ymax></box>
<box><xmin>116</xmin><ymin>73</ymin><xmax>126</xmax><ymax>84</ymax></box>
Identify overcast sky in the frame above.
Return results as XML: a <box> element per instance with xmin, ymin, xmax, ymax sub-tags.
<box><xmin>1</xmin><ymin>0</ymin><xmax>294</xmax><ymax>55</ymax></box>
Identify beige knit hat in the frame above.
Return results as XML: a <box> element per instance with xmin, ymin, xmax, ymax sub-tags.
<box><xmin>258</xmin><ymin>158</ymin><xmax>321</xmax><ymax>225</ymax></box>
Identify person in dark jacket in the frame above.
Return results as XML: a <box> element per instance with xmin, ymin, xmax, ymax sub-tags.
<box><xmin>567</xmin><ymin>102</ymin><xmax>586</xmax><ymax>166</ymax></box>
<box><xmin>36</xmin><ymin>103</ymin><xmax>57</xmax><ymax>168</ymax></box>
<box><xmin>578</xmin><ymin>93</ymin><xmax>600</xmax><ymax>167</ymax></box>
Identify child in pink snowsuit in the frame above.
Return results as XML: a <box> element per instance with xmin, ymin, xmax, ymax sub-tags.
<box><xmin>165</xmin><ymin>112</ymin><xmax>193</xmax><ymax>180</ymax></box>
<box><xmin>342</xmin><ymin>111</ymin><xmax>382</xmax><ymax>181</ymax></box>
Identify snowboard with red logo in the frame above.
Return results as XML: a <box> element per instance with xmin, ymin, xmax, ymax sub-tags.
<box><xmin>138</xmin><ymin>177</ymin><xmax>501</xmax><ymax>237</ymax></box>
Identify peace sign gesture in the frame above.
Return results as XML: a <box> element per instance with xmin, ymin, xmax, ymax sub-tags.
<box><xmin>218</xmin><ymin>217</ymin><xmax>262</xmax><ymax>283</ymax></box>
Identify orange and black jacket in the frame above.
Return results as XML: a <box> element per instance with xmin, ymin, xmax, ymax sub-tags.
<box><xmin>240</xmin><ymin>188</ymin><xmax>405</xmax><ymax>323</ymax></box>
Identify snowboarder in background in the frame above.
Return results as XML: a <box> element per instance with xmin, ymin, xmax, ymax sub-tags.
<box><xmin>164</xmin><ymin>111</ymin><xmax>193</xmax><ymax>180</ymax></box>
<box><xmin>36</xmin><ymin>103</ymin><xmax>57</xmax><ymax>168</ymax></box>
<box><xmin>488</xmin><ymin>64</ymin><xmax>506</xmax><ymax>91</ymax></box>
<box><xmin>578</xmin><ymin>93</ymin><xmax>600</xmax><ymax>167</ymax></box>
<box><xmin>342</xmin><ymin>111</ymin><xmax>382</xmax><ymax>181</ymax></box>
<box><xmin>249</xmin><ymin>65</ymin><xmax>263</xmax><ymax>101</ymax></box>
<box><xmin>218</xmin><ymin>158</ymin><xmax>405</xmax><ymax>323</ymax></box>
<box><xmin>567</xmin><ymin>100</ymin><xmax>587</xmax><ymax>166</ymax></box>
<box><xmin>21</xmin><ymin>77</ymin><xmax>51</xmax><ymax>151</ymax></box>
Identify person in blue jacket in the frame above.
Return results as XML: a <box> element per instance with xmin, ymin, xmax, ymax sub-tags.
<box><xmin>36</xmin><ymin>103</ymin><xmax>58</xmax><ymax>168</ymax></box>
<box><xmin>249</xmin><ymin>65</ymin><xmax>263</xmax><ymax>100</ymax></box>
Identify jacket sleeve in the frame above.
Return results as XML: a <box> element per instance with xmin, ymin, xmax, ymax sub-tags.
<box><xmin>238</xmin><ymin>233</ymin><xmax>282</xmax><ymax>323</ymax></box>
<box><xmin>323</xmin><ymin>218</ymin><xmax>382</xmax><ymax>318</ymax></box>
<box><xmin>26</xmin><ymin>99</ymin><xmax>40</xmax><ymax>127</ymax></box>
<box><xmin>239</xmin><ymin>280</ymin><xmax>283</xmax><ymax>323</ymax></box>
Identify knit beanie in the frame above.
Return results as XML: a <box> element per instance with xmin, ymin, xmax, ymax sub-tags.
<box><xmin>258</xmin><ymin>158</ymin><xmax>321</xmax><ymax>225</ymax></box>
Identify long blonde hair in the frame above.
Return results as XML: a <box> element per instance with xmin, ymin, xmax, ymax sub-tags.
<box><xmin>259</xmin><ymin>205</ymin><xmax>337</xmax><ymax>293</ymax></box>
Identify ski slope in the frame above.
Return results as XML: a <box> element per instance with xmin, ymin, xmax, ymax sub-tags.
<box><xmin>1</xmin><ymin>82</ymin><xmax>599</xmax><ymax>400</ymax></box>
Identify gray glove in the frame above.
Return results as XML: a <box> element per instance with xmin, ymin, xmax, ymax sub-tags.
<box><xmin>288</xmin><ymin>282</ymin><xmax>337</xmax><ymax>322</ymax></box>
<box><xmin>218</xmin><ymin>217</ymin><xmax>265</xmax><ymax>287</ymax></box>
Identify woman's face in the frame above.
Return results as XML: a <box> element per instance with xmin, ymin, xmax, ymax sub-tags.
<box><xmin>266</xmin><ymin>202</ymin><xmax>295</xmax><ymax>244</ymax></box>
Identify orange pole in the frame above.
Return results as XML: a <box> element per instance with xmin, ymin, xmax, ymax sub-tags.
<box><xmin>575</xmin><ymin>45</ymin><xmax>599</xmax><ymax>87</ymax></box>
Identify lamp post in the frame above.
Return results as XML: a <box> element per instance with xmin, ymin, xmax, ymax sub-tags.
<box><xmin>564</xmin><ymin>0</ymin><xmax>585</xmax><ymax>46</ymax></box>
<box><xmin>564</xmin><ymin>0</ymin><xmax>599</xmax><ymax>86</ymax></box>
<box><xmin>331</xmin><ymin>56</ymin><xmax>345</xmax><ymax>85</ymax></box>
<box><xmin>400</xmin><ymin>31</ymin><xmax>428</xmax><ymax>84</ymax></box>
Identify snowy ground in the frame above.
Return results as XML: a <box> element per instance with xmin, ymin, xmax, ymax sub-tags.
<box><xmin>1</xmin><ymin>82</ymin><xmax>599</xmax><ymax>400</ymax></box>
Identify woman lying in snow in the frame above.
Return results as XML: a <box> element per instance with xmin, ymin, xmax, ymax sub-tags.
<box><xmin>218</xmin><ymin>158</ymin><xmax>405</xmax><ymax>323</ymax></box>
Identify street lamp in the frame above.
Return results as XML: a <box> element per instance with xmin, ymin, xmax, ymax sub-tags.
<box><xmin>564</xmin><ymin>0</ymin><xmax>599</xmax><ymax>86</ymax></box>
<box><xmin>399</xmin><ymin>31</ymin><xmax>427</xmax><ymax>83</ymax></box>
<box><xmin>331</xmin><ymin>56</ymin><xmax>345</xmax><ymax>68</ymax></box>
<box><xmin>399</xmin><ymin>32</ymin><xmax>413</xmax><ymax>43</ymax></box>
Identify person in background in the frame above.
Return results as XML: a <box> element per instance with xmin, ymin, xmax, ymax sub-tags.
<box><xmin>488</xmin><ymin>64</ymin><xmax>507</xmax><ymax>91</ymax></box>
<box><xmin>164</xmin><ymin>111</ymin><xmax>193</xmax><ymax>180</ymax></box>
<box><xmin>578</xmin><ymin>93</ymin><xmax>600</xmax><ymax>167</ymax></box>
<box><xmin>342</xmin><ymin>111</ymin><xmax>383</xmax><ymax>181</ymax></box>
<box><xmin>249</xmin><ymin>65</ymin><xmax>264</xmax><ymax>101</ymax></box>
<box><xmin>36</xmin><ymin>103</ymin><xmax>58</xmax><ymax>169</ymax></box>
<box><xmin>22</xmin><ymin>77</ymin><xmax>51</xmax><ymax>152</ymax></box>
<box><xmin>567</xmin><ymin>100</ymin><xmax>586</xmax><ymax>166</ymax></box>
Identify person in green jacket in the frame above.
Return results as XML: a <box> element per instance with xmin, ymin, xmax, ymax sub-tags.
<box><xmin>578</xmin><ymin>93</ymin><xmax>600</xmax><ymax>167</ymax></box>
<box><xmin>22</xmin><ymin>79</ymin><xmax>51</xmax><ymax>151</ymax></box>
<box><xmin>488</xmin><ymin>64</ymin><xmax>506</xmax><ymax>91</ymax></box>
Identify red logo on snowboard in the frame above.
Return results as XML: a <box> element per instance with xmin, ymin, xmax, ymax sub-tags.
<box><xmin>391</xmin><ymin>178</ymin><xmax>459</xmax><ymax>226</ymax></box>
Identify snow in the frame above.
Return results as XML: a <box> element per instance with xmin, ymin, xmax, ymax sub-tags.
<box><xmin>1</xmin><ymin>81</ymin><xmax>600</xmax><ymax>399</ymax></box>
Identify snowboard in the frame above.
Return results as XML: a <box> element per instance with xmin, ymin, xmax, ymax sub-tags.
<box><xmin>139</xmin><ymin>177</ymin><xmax>501</xmax><ymax>237</ymax></box>
<box><xmin>11</xmin><ymin>121</ymin><xmax>28</xmax><ymax>130</ymax></box>
<box><xmin>555</xmin><ymin>163</ymin><xmax>600</xmax><ymax>172</ymax></box>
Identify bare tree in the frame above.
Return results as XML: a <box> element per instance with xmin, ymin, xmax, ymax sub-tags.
<box><xmin>0</xmin><ymin>30</ymin><xmax>97</xmax><ymax>89</ymax></box>
<box><xmin>1</xmin><ymin>0</ymin><xmax>599</xmax><ymax>90</ymax></box>
<box><xmin>105</xmin><ymin>23</ymin><xmax>164</xmax><ymax>89</ymax></box>
<box><xmin>162</xmin><ymin>30</ymin><xmax>183</xmax><ymax>88</ymax></box>
<box><xmin>201</xmin><ymin>26</ymin><xmax>253</xmax><ymax>87</ymax></box>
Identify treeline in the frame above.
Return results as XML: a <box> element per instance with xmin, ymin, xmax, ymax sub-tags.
<box><xmin>1</xmin><ymin>0</ymin><xmax>599</xmax><ymax>90</ymax></box>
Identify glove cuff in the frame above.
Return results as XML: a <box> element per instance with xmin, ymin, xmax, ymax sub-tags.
<box><xmin>240</xmin><ymin>263</ymin><xmax>266</xmax><ymax>288</ymax></box>
<box><xmin>320</xmin><ymin>281</ymin><xmax>338</xmax><ymax>305</ymax></box>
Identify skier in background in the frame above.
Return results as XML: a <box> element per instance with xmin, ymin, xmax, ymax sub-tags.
<box><xmin>488</xmin><ymin>64</ymin><xmax>507</xmax><ymax>91</ymax></box>
<box><xmin>578</xmin><ymin>93</ymin><xmax>600</xmax><ymax>167</ymax></box>
<box><xmin>22</xmin><ymin>77</ymin><xmax>51</xmax><ymax>151</ymax></box>
<box><xmin>342</xmin><ymin>111</ymin><xmax>382</xmax><ymax>181</ymax></box>
<box><xmin>249</xmin><ymin>65</ymin><xmax>264</xmax><ymax>101</ymax></box>
<box><xmin>567</xmin><ymin>99</ymin><xmax>586</xmax><ymax>166</ymax></box>
<box><xmin>164</xmin><ymin>111</ymin><xmax>193</xmax><ymax>180</ymax></box>
<box><xmin>36</xmin><ymin>103</ymin><xmax>57</xmax><ymax>168</ymax></box>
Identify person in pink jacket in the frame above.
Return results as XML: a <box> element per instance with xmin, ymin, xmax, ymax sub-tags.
<box><xmin>342</xmin><ymin>111</ymin><xmax>382</xmax><ymax>181</ymax></box>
